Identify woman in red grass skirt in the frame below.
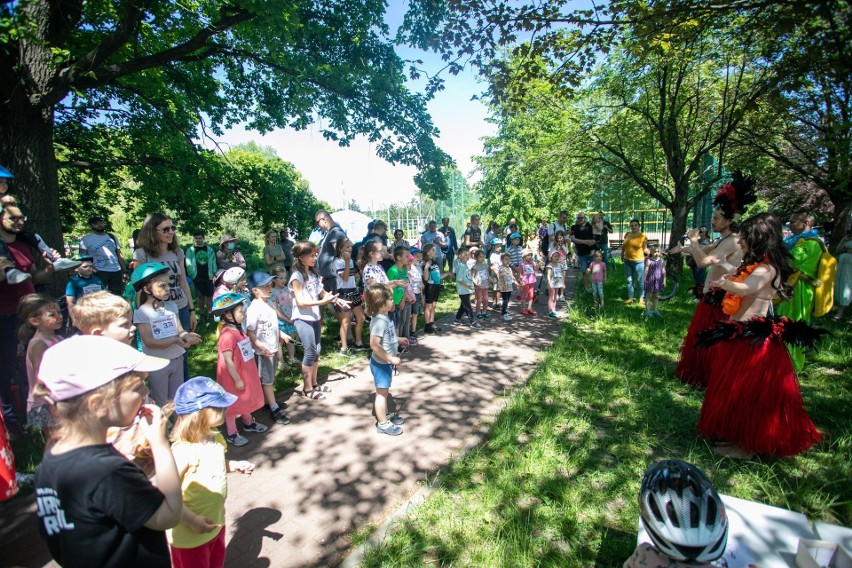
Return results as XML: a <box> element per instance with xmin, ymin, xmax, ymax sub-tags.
<box><xmin>674</xmin><ymin>287</ymin><xmax>726</xmax><ymax>388</ymax></box>
<box><xmin>695</xmin><ymin>213</ymin><xmax>822</xmax><ymax>459</ymax></box>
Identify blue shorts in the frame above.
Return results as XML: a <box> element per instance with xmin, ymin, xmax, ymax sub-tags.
<box><xmin>369</xmin><ymin>357</ymin><xmax>393</xmax><ymax>389</ymax></box>
<box><xmin>278</xmin><ymin>320</ymin><xmax>295</xmax><ymax>335</ymax></box>
<box><xmin>577</xmin><ymin>254</ymin><xmax>593</xmax><ymax>273</ymax></box>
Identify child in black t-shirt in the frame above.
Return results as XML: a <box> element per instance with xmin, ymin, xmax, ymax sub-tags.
<box><xmin>34</xmin><ymin>335</ymin><xmax>182</xmax><ymax>568</ymax></box>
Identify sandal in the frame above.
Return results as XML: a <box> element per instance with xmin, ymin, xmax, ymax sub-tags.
<box><xmin>302</xmin><ymin>389</ymin><xmax>325</xmax><ymax>400</ymax></box>
<box><xmin>313</xmin><ymin>384</ymin><xmax>332</xmax><ymax>393</ymax></box>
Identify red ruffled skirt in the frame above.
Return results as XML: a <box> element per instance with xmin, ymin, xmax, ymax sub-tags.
<box><xmin>675</xmin><ymin>293</ymin><xmax>726</xmax><ymax>388</ymax></box>
<box><xmin>697</xmin><ymin>334</ymin><xmax>820</xmax><ymax>457</ymax></box>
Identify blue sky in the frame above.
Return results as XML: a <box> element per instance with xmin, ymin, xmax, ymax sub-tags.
<box><xmin>220</xmin><ymin>5</ymin><xmax>496</xmax><ymax>211</ymax></box>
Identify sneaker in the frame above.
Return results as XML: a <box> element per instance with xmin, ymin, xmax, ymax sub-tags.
<box><xmin>242</xmin><ymin>421</ymin><xmax>269</xmax><ymax>433</ymax></box>
<box><xmin>226</xmin><ymin>433</ymin><xmax>249</xmax><ymax>446</ymax></box>
<box><xmin>377</xmin><ymin>421</ymin><xmax>404</xmax><ymax>436</ymax></box>
<box><xmin>653</xmin><ymin>311</ymin><xmax>663</xmax><ymax>317</ymax></box>
<box><xmin>470</xmin><ymin>321</ymin><xmax>482</xmax><ymax>328</ymax></box>
<box><xmin>502</xmin><ymin>314</ymin><xmax>513</xmax><ymax>321</ymax></box>
<box><xmin>5</xmin><ymin>268</ymin><xmax>31</xmax><ymax>285</ymax></box>
<box><xmin>52</xmin><ymin>258</ymin><xmax>82</xmax><ymax>271</ymax></box>
<box><xmin>548</xmin><ymin>311</ymin><xmax>558</xmax><ymax>319</ymax></box>
<box><xmin>269</xmin><ymin>406</ymin><xmax>291</xmax><ymax>425</ymax></box>
<box><xmin>644</xmin><ymin>312</ymin><xmax>653</xmax><ymax>318</ymax></box>
<box><xmin>624</xmin><ymin>298</ymin><xmax>634</xmax><ymax>305</ymax></box>
<box><xmin>386</xmin><ymin>413</ymin><xmax>405</xmax><ymax>425</ymax></box>
<box><xmin>339</xmin><ymin>348</ymin><xmax>355</xmax><ymax>357</ymax></box>
<box><xmin>482</xmin><ymin>312</ymin><xmax>491</xmax><ymax>319</ymax></box>
<box><xmin>407</xmin><ymin>337</ymin><xmax>418</xmax><ymax>346</ymax></box>
<box><xmin>424</xmin><ymin>324</ymin><xmax>435</xmax><ymax>334</ymax></box>
<box><xmin>453</xmin><ymin>319</ymin><xmax>462</xmax><ymax>326</ymax></box>
<box><xmin>353</xmin><ymin>343</ymin><xmax>369</xmax><ymax>350</ymax></box>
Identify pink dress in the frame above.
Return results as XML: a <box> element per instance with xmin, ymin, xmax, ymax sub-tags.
<box><xmin>216</xmin><ymin>327</ymin><xmax>264</xmax><ymax>417</ymax></box>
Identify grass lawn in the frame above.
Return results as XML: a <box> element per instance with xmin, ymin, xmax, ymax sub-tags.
<box><xmin>359</xmin><ymin>272</ymin><xmax>852</xmax><ymax>567</ymax></box>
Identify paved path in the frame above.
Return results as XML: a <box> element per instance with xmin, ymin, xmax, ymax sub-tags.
<box><xmin>1</xmin><ymin>272</ymin><xmax>575</xmax><ymax>568</ymax></box>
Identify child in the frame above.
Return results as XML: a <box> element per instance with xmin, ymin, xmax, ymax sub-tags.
<box><xmin>489</xmin><ymin>238</ymin><xmax>503</xmax><ymax>309</ymax></box>
<box><xmin>290</xmin><ymin>240</ymin><xmax>348</xmax><ymax>399</ymax></box>
<box><xmin>71</xmin><ymin>291</ymin><xmax>136</xmax><ymax>344</ymax></box>
<box><xmin>471</xmin><ymin>249</ymin><xmax>490</xmax><ymax>319</ymax></box>
<box><xmin>421</xmin><ymin>243</ymin><xmax>444</xmax><ymax>333</ymax></box>
<box><xmin>497</xmin><ymin>253</ymin><xmax>522</xmax><ymax>321</ymax></box>
<box><xmin>387</xmin><ymin>246</ymin><xmax>412</xmax><ymax>339</ymax></box>
<box><xmin>333</xmin><ymin>239</ymin><xmax>367</xmax><ymax>351</ymax></box>
<box><xmin>245</xmin><ymin>271</ymin><xmax>290</xmax><ymax>424</ymax></box>
<box><xmin>544</xmin><ymin>251</ymin><xmax>564</xmax><ymax>318</ymax></box>
<box><xmin>268</xmin><ymin>266</ymin><xmax>299</xmax><ymax>367</ymax></box>
<box><xmin>132</xmin><ymin>262</ymin><xmax>202</xmax><ymax>406</ymax></box>
<box><xmin>64</xmin><ymin>255</ymin><xmax>104</xmax><ymax>307</ymax></box>
<box><xmin>407</xmin><ymin>248</ymin><xmax>424</xmax><ymax>339</ymax></box>
<box><xmin>518</xmin><ymin>249</ymin><xmax>538</xmax><ymax>316</ymax></box>
<box><xmin>553</xmin><ymin>231</ymin><xmax>571</xmax><ymax>301</ymax></box>
<box><xmin>34</xmin><ymin>335</ymin><xmax>182</xmax><ymax>568</ymax></box>
<box><xmin>212</xmin><ymin>267</ymin><xmax>244</xmax><ymax>301</ymax></box>
<box><xmin>364</xmin><ymin>285</ymin><xmax>408</xmax><ymax>436</ymax></box>
<box><xmin>587</xmin><ymin>250</ymin><xmax>608</xmax><ymax>307</ymax></box>
<box><xmin>18</xmin><ymin>294</ymin><xmax>62</xmax><ymax>429</ymax></box>
<box><xmin>212</xmin><ymin>293</ymin><xmax>273</xmax><ymax>446</ymax></box>
<box><xmin>453</xmin><ymin>247</ymin><xmax>479</xmax><ymax>327</ymax></box>
<box><xmin>506</xmin><ymin>233</ymin><xmax>524</xmax><ymax>269</ymax></box>
<box><xmin>644</xmin><ymin>246</ymin><xmax>666</xmax><ymax>317</ymax></box>
<box><xmin>168</xmin><ymin>377</ymin><xmax>255</xmax><ymax>567</ymax></box>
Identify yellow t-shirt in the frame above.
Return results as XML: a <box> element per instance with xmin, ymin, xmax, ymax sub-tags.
<box><xmin>167</xmin><ymin>433</ymin><xmax>228</xmax><ymax>549</ymax></box>
<box><xmin>623</xmin><ymin>233</ymin><xmax>647</xmax><ymax>262</ymax></box>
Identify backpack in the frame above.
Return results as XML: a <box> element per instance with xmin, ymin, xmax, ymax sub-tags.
<box><xmin>811</xmin><ymin>239</ymin><xmax>837</xmax><ymax>318</ymax></box>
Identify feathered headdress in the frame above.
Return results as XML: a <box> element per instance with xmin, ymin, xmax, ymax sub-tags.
<box><xmin>713</xmin><ymin>171</ymin><xmax>757</xmax><ymax>222</ymax></box>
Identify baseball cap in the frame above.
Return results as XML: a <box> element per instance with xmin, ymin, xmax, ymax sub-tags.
<box><xmin>173</xmin><ymin>376</ymin><xmax>237</xmax><ymax>415</ymax></box>
<box><xmin>247</xmin><ymin>270</ymin><xmax>274</xmax><ymax>289</ymax></box>
<box><xmin>223</xmin><ymin>267</ymin><xmax>244</xmax><ymax>285</ymax></box>
<box><xmin>39</xmin><ymin>335</ymin><xmax>168</xmax><ymax>402</ymax></box>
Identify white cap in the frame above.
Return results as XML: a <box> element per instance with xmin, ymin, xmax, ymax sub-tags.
<box><xmin>39</xmin><ymin>335</ymin><xmax>168</xmax><ymax>401</ymax></box>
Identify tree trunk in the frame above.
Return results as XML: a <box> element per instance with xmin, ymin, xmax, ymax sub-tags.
<box><xmin>665</xmin><ymin>194</ymin><xmax>691</xmax><ymax>282</ymax></box>
<box><xmin>831</xmin><ymin>198</ymin><xmax>852</xmax><ymax>250</ymax></box>
<box><xmin>0</xmin><ymin>89</ymin><xmax>66</xmax><ymax>297</ymax></box>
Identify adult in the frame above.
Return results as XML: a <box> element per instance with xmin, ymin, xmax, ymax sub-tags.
<box><xmin>391</xmin><ymin>229</ymin><xmax>409</xmax><ymax>250</ymax></box>
<box><xmin>621</xmin><ymin>219</ymin><xmax>649</xmax><ymax>304</ymax></box>
<box><xmin>279</xmin><ymin>228</ymin><xmax>294</xmax><ymax>271</ymax></box>
<box><xmin>79</xmin><ymin>215</ymin><xmax>127</xmax><ymax>295</ymax></box>
<box><xmin>483</xmin><ymin>221</ymin><xmax>499</xmax><ymax>256</ymax></box>
<box><xmin>537</xmin><ymin>218</ymin><xmax>549</xmax><ymax>258</ymax></box>
<box><xmin>215</xmin><ymin>234</ymin><xmax>246</xmax><ymax>271</ymax></box>
<box><xmin>591</xmin><ymin>212</ymin><xmax>614</xmax><ymax>262</ymax></box>
<box><xmin>504</xmin><ymin>218</ymin><xmax>518</xmax><ymax>238</ymax></box>
<box><xmin>185</xmin><ymin>230</ymin><xmax>217</xmax><ymax>316</ymax></box>
<box><xmin>440</xmin><ymin>216</ymin><xmax>459</xmax><ymax>271</ymax></box>
<box><xmin>262</xmin><ymin>230</ymin><xmax>286</xmax><ymax>271</ymax></box>
<box><xmin>669</xmin><ymin>173</ymin><xmax>753</xmax><ymax>388</ymax></box>
<box><xmin>697</xmin><ymin>213</ymin><xmax>820</xmax><ymax>459</ymax></box>
<box><xmin>570</xmin><ymin>212</ymin><xmax>597</xmax><ymax>291</ymax></box>
<box><xmin>420</xmin><ymin>220</ymin><xmax>445</xmax><ymax>267</ymax></box>
<box><xmin>833</xmin><ymin>231</ymin><xmax>852</xmax><ymax>321</ymax></box>
<box><xmin>362</xmin><ymin>219</ymin><xmax>393</xmax><ymax>270</ymax></box>
<box><xmin>777</xmin><ymin>212</ymin><xmax>828</xmax><ymax>371</ymax></box>
<box><xmin>132</xmin><ymin>213</ymin><xmax>196</xmax><ymax>333</ymax></box>
<box><xmin>0</xmin><ymin>202</ymin><xmax>55</xmax><ymax>432</ymax></box>
<box><xmin>314</xmin><ymin>209</ymin><xmax>349</xmax><ymax>296</ymax></box>
<box><xmin>548</xmin><ymin>211</ymin><xmax>569</xmax><ymax>250</ymax></box>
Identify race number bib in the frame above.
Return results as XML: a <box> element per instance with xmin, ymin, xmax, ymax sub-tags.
<box><xmin>151</xmin><ymin>314</ymin><xmax>178</xmax><ymax>338</ymax></box>
<box><xmin>237</xmin><ymin>337</ymin><xmax>255</xmax><ymax>362</ymax></box>
<box><xmin>82</xmin><ymin>284</ymin><xmax>101</xmax><ymax>296</ymax></box>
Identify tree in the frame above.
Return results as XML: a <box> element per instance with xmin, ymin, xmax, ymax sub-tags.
<box><xmin>0</xmin><ymin>0</ymin><xmax>452</xmax><ymax>276</ymax></box>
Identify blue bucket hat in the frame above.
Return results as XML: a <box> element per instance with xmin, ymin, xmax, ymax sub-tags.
<box><xmin>246</xmin><ymin>270</ymin><xmax>274</xmax><ymax>290</ymax></box>
<box><xmin>174</xmin><ymin>376</ymin><xmax>237</xmax><ymax>415</ymax></box>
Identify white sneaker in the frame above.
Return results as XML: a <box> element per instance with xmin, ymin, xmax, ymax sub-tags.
<box><xmin>502</xmin><ymin>314</ymin><xmax>513</xmax><ymax>321</ymax></box>
<box><xmin>5</xmin><ymin>268</ymin><xmax>31</xmax><ymax>285</ymax></box>
<box><xmin>53</xmin><ymin>258</ymin><xmax>82</xmax><ymax>271</ymax></box>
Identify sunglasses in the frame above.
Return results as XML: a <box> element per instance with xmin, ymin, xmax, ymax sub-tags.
<box><xmin>157</xmin><ymin>226</ymin><xmax>177</xmax><ymax>234</ymax></box>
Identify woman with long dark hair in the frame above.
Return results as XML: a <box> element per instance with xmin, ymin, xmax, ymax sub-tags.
<box><xmin>696</xmin><ymin>212</ymin><xmax>822</xmax><ymax>459</ymax></box>
<box><xmin>133</xmin><ymin>212</ymin><xmax>196</xmax><ymax>333</ymax></box>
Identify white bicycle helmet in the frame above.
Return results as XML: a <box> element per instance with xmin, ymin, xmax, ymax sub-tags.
<box><xmin>639</xmin><ymin>460</ymin><xmax>728</xmax><ymax>562</ymax></box>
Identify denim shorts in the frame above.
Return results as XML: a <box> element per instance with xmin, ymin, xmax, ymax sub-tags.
<box><xmin>577</xmin><ymin>254</ymin><xmax>594</xmax><ymax>273</ymax></box>
<box><xmin>369</xmin><ymin>357</ymin><xmax>393</xmax><ymax>389</ymax></box>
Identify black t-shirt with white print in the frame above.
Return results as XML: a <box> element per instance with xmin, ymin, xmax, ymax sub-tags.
<box><xmin>35</xmin><ymin>444</ymin><xmax>169</xmax><ymax>568</ymax></box>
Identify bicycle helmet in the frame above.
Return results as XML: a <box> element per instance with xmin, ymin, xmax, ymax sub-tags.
<box><xmin>130</xmin><ymin>262</ymin><xmax>170</xmax><ymax>291</ymax></box>
<box><xmin>639</xmin><ymin>460</ymin><xmax>728</xmax><ymax>562</ymax></box>
<box><xmin>222</xmin><ymin>267</ymin><xmax>244</xmax><ymax>285</ymax></box>
<box><xmin>0</xmin><ymin>165</ymin><xmax>14</xmax><ymax>178</ymax></box>
<box><xmin>211</xmin><ymin>292</ymin><xmax>246</xmax><ymax>316</ymax></box>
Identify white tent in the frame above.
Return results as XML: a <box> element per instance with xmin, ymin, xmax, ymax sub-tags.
<box><xmin>331</xmin><ymin>209</ymin><xmax>373</xmax><ymax>243</ymax></box>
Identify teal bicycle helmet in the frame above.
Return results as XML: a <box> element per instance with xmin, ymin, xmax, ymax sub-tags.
<box><xmin>130</xmin><ymin>262</ymin><xmax>170</xmax><ymax>291</ymax></box>
<box><xmin>211</xmin><ymin>292</ymin><xmax>246</xmax><ymax>316</ymax></box>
